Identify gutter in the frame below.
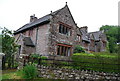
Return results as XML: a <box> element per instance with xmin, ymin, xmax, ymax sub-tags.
<box><xmin>35</xmin><ymin>27</ymin><xmax>39</xmax><ymax>53</ymax></box>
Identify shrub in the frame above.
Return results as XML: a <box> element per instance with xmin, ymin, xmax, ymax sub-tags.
<box><xmin>71</xmin><ymin>53</ymin><xmax>119</xmax><ymax>73</ymax></box>
<box><xmin>41</xmin><ymin>56</ymin><xmax>47</xmax><ymax>59</ymax></box>
<box><xmin>30</xmin><ymin>53</ymin><xmax>39</xmax><ymax>59</ymax></box>
<box><xmin>22</xmin><ymin>64</ymin><xmax>37</xmax><ymax>79</ymax></box>
<box><xmin>14</xmin><ymin>61</ymin><xmax>19</xmax><ymax>69</ymax></box>
<box><xmin>74</xmin><ymin>45</ymin><xmax>85</xmax><ymax>53</ymax></box>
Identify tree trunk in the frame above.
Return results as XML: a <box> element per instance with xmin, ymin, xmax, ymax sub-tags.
<box><xmin>11</xmin><ymin>55</ymin><xmax>14</xmax><ymax>68</ymax></box>
<box><xmin>8</xmin><ymin>58</ymin><xmax>11</xmax><ymax>69</ymax></box>
<box><xmin>2</xmin><ymin>56</ymin><xmax>6</xmax><ymax>70</ymax></box>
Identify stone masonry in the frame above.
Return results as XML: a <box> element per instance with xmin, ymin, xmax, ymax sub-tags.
<box><xmin>37</xmin><ymin>65</ymin><xmax>120</xmax><ymax>80</ymax></box>
<box><xmin>14</xmin><ymin>3</ymin><xmax>107</xmax><ymax>57</ymax></box>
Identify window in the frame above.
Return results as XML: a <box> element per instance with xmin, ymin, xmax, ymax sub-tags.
<box><xmin>59</xmin><ymin>23</ymin><xmax>71</xmax><ymax>36</ymax></box>
<box><xmin>57</xmin><ymin>44</ymin><xmax>72</xmax><ymax>56</ymax></box>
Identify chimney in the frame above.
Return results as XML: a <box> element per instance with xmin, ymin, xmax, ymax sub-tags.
<box><xmin>79</xmin><ymin>26</ymin><xmax>88</xmax><ymax>33</ymax></box>
<box><xmin>30</xmin><ymin>14</ymin><xmax>38</xmax><ymax>22</ymax></box>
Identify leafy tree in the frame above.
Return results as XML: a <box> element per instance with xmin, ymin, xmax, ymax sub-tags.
<box><xmin>74</xmin><ymin>45</ymin><xmax>85</xmax><ymax>53</ymax></box>
<box><xmin>100</xmin><ymin>25</ymin><xmax>120</xmax><ymax>53</ymax></box>
<box><xmin>0</xmin><ymin>35</ymin><xmax>2</xmax><ymax>52</ymax></box>
<box><xmin>109</xmin><ymin>37</ymin><xmax>117</xmax><ymax>53</ymax></box>
<box><xmin>1</xmin><ymin>27</ymin><xmax>18</xmax><ymax>69</ymax></box>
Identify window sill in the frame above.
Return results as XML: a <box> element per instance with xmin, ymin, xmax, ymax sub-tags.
<box><xmin>59</xmin><ymin>33</ymin><xmax>71</xmax><ymax>37</ymax></box>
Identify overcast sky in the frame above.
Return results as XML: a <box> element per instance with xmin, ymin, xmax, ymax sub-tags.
<box><xmin>0</xmin><ymin>0</ymin><xmax>119</xmax><ymax>32</ymax></box>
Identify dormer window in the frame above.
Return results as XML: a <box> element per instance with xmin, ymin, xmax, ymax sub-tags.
<box><xmin>59</xmin><ymin>22</ymin><xmax>71</xmax><ymax>36</ymax></box>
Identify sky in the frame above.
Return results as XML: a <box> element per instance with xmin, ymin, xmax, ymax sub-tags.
<box><xmin>0</xmin><ymin>0</ymin><xmax>119</xmax><ymax>32</ymax></box>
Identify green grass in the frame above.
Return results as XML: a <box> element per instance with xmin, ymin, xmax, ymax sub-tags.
<box><xmin>2</xmin><ymin>69</ymin><xmax>23</xmax><ymax>79</ymax></box>
<box><xmin>2</xmin><ymin>68</ymin><xmax>43</xmax><ymax>80</ymax></box>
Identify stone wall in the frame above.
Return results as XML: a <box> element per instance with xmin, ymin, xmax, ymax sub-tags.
<box><xmin>37</xmin><ymin>65</ymin><xmax>120</xmax><ymax>80</ymax></box>
<box><xmin>0</xmin><ymin>53</ymin><xmax>5</xmax><ymax>80</ymax></box>
<box><xmin>0</xmin><ymin>54</ymin><xmax>2</xmax><ymax>80</ymax></box>
<box><xmin>17</xmin><ymin>54</ymin><xmax>29</xmax><ymax>69</ymax></box>
<box><xmin>36</xmin><ymin>24</ymin><xmax>50</xmax><ymax>55</ymax></box>
<box><xmin>49</xmin><ymin>5</ymin><xmax>77</xmax><ymax>55</ymax></box>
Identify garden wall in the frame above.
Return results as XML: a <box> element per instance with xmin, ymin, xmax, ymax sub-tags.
<box><xmin>38</xmin><ymin>65</ymin><xmax>120</xmax><ymax>80</ymax></box>
<box><xmin>0</xmin><ymin>53</ymin><xmax>5</xmax><ymax>80</ymax></box>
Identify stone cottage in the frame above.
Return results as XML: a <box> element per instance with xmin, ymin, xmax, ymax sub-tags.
<box><xmin>14</xmin><ymin>3</ymin><xmax>78</xmax><ymax>56</ymax></box>
<box><xmin>14</xmin><ymin>3</ymin><xmax>107</xmax><ymax>56</ymax></box>
<box><xmin>76</xmin><ymin>26</ymin><xmax>107</xmax><ymax>52</ymax></box>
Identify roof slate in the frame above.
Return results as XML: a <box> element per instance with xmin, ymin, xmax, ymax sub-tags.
<box><xmin>91</xmin><ymin>31</ymin><xmax>101</xmax><ymax>41</ymax></box>
<box><xmin>24</xmin><ymin>37</ymin><xmax>35</xmax><ymax>47</ymax></box>
<box><xmin>88</xmin><ymin>31</ymin><xmax>107</xmax><ymax>41</ymax></box>
<box><xmin>14</xmin><ymin>5</ymin><xmax>68</xmax><ymax>35</ymax></box>
<box><xmin>79</xmin><ymin>28</ymin><xmax>90</xmax><ymax>42</ymax></box>
<box><xmin>14</xmin><ymin>15</ymin><xmax>51</xmax><ymax>34</ymax></box>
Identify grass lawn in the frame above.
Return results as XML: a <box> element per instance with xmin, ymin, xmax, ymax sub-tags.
<box><xmin>2</xmin><ymin>69</ymin><xmax>43</xmax><ymax>80</ymax></box>
<box><xmin>2</xmin><ymin>69</ymin><xmax>23</xmax><ymax>79</ymax></box>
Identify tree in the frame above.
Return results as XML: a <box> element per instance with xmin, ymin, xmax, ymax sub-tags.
<box><xmin>109</xmin><ymin>37</ymin><xmax>117</xmax><ymax>53</ymax></box>
<box><xmin>74</xmin><ymin>45</ymin><xmax>85</xmax><ymax>53</ymax></box>
<box><xmin>1</xmin><ymin>27</ymin><xmax>18</xmax><ymax>69</ymax></box>
<box><xmin>100</xmin><ymin>25</ymin><xmax>119</xmax><ymax>53</ymax></box>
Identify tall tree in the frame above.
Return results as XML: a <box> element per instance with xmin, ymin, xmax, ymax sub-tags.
<box><xmin>100</xmin><ymin>25</ymin><xmax>119</xmax><ymax>53</ymax></box>
<box><xmin>1</xmin><ymin>27</ymin><xmax>18</xmax><ymax>69</ymax></box>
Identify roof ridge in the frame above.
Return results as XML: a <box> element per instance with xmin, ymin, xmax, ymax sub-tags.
<box><xmin>52</xmin><ymin>5</ymin><xmax>66</xmax><ymax>15</ymax></box>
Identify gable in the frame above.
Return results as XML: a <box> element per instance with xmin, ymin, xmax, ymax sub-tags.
<box><xmin>88</xmin><ymin>33</ymin><xmax>94</xmax><ymax>40</ymax></box>
<box><xmin>15</xmin><ymin>34</ymin><xmax>35</xmax><ymax>47</ymax></box>
<box><xmin>53</xmin><ymin>5</ymin><xmax>76</xmax><ymax>28</ymax></box>
<box><xmin>23</xmin><ymin>37</ymin><xmax>35</xmax><ymax>47</ymax></box>
<box><xmin>15</xmin><ymin>34</ymin><xmax>24</xmax><ymax>45</ymax></box>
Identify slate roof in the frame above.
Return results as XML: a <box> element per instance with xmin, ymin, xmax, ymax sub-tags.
<box><xmin>14</xmin><ymin>15</ymin><xmax>51</xmax><ymax>34</ymax></box>
<box><xmin>82</xmin><ymin>34</ymin><xmax>90</xmax><ymax>43</ymax></box>
<box><xmin>76</xmin><ymin>27</ymin><xmax>81</xmax><ymax>35</ymax></box>
<box><xmin>79</xmin><ymin>28</ymin><xmax>90</xmax><ymax>42</ymax></box>
<box><xmin>93</xmin><ymin>31</ymin><xmax>103</xmax><ymax>41</ymax></box>
<box><xmin>23</xmin><ymin>37</ymin><xmax>35</xmax><ymax>47</ymax></box>
<box><xmin>14</xmin><ymin>5</ymin><xmax>68</xmax><ymax>35</ymax></box>
<box><xmin>88</xmin><ymin>31</ymin><xmax>107</xmax><ymax>41</ymax></box>
<box><xmin>78</xmin><ymin>27</ymin><xmax>107</xmax><ymax>42</ymax></box>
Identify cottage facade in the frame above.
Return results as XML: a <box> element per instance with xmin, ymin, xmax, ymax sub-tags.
<box><xmin>14</xmin><ymin>4</ymin><xmax>107</xmax><ymax>56</ymax></box>
<box><xmin>76</xmin><ymin>26</ymin><xmax>107</xmax><ymax>52</ymax></box>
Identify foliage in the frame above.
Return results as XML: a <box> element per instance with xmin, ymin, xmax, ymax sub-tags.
<box><xmin>0</xmin><ymin>35</ymin><xmax>2</xmax><ymax>52</ymax></box>
<box><xmin>2</xmin><ymin>69</ymin><xmax>43</xmax><ymax>79</ymax></box>
<box><xmin>30</xmin><ymin>53</ymin><xmax>47</xmax><ymax>59</ymax></box>
<box><xmin>74</xmin><ymin>45</ymin><xmax>85</xmax><ymax>53</ymax></box>
<box><xmin>14</xmin><ymin>61</ymin><xmax>19</xmax><ymax>68</ymax></box>
<box><xmin>2</xmin><ymin>69</ymin><xmax>23</xmax><ymax>79</ymax></box>
<box><xmin>41</xmin><ymin>56</ymin><xmax>47</xmax><ymax>59</ymax></box>
<box><xmin>71</xmin><ymin>52</ymin><xmax>119</xmax><ymax>73</ymax></box>
<box><xmin>1</xmin><ymin>27</ymin><xmax>18</xmax><ymax>69</ymax></box>
<box><xmin>28</xmin><ymin>54</ymin><xmax>48</xmax><ymax>67</ymax></box>
<box><xmin>100</xmin><ymin>25</ymin><xmax>120</xmax><ymax>53</ymax></box>
<box><xmin>22</xmin><ymin>64</ymin><xmax>37</xmax><ymax>79</ymax></box>
<box><xmin>30</xmin><ymin>53</ymin><xmax>40</xmax><ymax>58</ymax></box>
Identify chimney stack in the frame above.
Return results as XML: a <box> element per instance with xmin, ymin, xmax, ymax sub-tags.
<box><xmin>30</xmin><ymin>14</ymin><xmax>38</xmax><ymax>22</ymax></box>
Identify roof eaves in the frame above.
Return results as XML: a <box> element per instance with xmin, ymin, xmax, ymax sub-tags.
<box><xmin>14</xmin><ymin>15</ymin><xmax>51</xmax><ymax>34</ymax></box>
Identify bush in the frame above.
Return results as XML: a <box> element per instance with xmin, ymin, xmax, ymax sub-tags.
<box><xmin>71</xmin><ymin>53</ymin><xmax>119</xmax><ymax>73</ymax></box>
<box><xmin>22</xmin><ymin>64</ymin><xmax>37</xmax><ymax>79</ymax></box>
<box><xmin>30</xmin><ymin>53</ymin><xmax>39</xmax><ymax>59</ymax></box>
<box><xmin>74</xmin><ymin>45</ymin><xmax>85</xmax><ymax>53</ymax></box>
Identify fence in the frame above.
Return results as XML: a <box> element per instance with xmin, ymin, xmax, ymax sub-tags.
<box><xmin>22</xmin><ymin>55</ymin><xmax>120</xmax><ymax>73</ymax></box>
